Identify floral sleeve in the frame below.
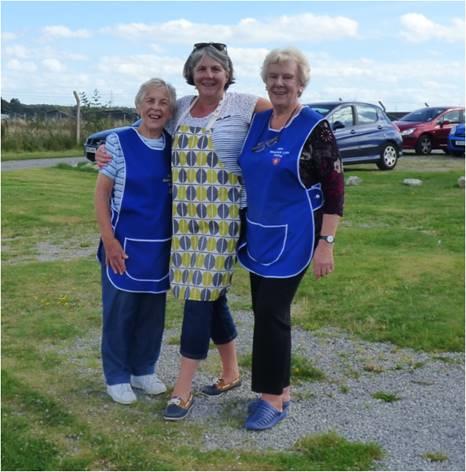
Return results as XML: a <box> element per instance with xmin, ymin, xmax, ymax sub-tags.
<box><xmin>299</xmin><ymin>120</ymin><xmax>344</xmax><ymax>216</ymax></box>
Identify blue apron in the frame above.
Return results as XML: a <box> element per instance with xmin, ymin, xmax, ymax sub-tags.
<box><xmin>98</xmin><ymin>128</ymin><xmax>172</xmax><ymax>293</ymax></box>
<box><xmin>238</xmin><ymin>107</ymin><xmax>324</xmax><ymax>278</ymax></box>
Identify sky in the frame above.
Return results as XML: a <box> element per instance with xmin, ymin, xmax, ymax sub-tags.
<box><xmin>1</xmin><ymin>0</ymin><xmax>465</xmax><ymax>112</ymax></box>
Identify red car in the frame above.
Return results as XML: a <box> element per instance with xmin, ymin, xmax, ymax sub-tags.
<box><xmin>394</xmin><ymin>106</ymin><xmax>465</xmax><ymax>155</ymax></box>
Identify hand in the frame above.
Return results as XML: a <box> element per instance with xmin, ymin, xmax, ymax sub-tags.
<box><xmin>103</xmin><ymin>238</ymin><xmax>128</xmax><ymax>275</ymax></box>
<box><xmin>95</xmin><ymin>144</ymin><xmax>111</xmax><ymax>169</ymax></box>
<box><xmin>312</xmin><ymin>241</ymin><xmax>334</xmax><ymax>279</ymax></box>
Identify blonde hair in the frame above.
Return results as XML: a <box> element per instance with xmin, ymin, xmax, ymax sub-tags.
<box><xmin>261</xmin><ymin>47</ymin><xmax>311</xmax><ymax>90</ymax></box>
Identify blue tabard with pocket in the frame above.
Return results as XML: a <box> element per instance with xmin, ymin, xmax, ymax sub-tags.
<box><xmin>237</xmin><ymin>106</ymin><xmax>324</xmax><ymax>278</ymax></box>
<box><xmin>98</xmin><ymin>128</ymin><xmax>172</xmax><ymax>293</ymax></box>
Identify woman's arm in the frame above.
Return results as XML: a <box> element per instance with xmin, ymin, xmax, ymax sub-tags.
<box><xmin>254</xmin><ymin>97</ymin><xmax>272</xmax><ymax>113</ymax></box>
<box><xmin>312</xmin><ymin>213</ymin><xmax>340</xmax><ymax>279</ymax></box>
<box><xmin>95</xmin><ymin>174</ymin><xmax>127</xmax><ymax>275</ymax></box>
<box><xmin>299</xmin><ymin>120</ymin><xmax>344</xmax><ymax>279</ymax></box>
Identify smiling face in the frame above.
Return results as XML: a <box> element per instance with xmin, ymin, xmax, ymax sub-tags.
<box><xmin>192</xmin><ymin>54</ymin><xmax>229</xmax><ymax>100</ymax></box>
<box><xmin>136</xmin><ymin>85</ymin><xmax>173</xmax><ymax>138</ymax></box>
<box><xmin>265</xmin><ymin>60</ymin><xmax>302</xmax><ymax>111</ymax></box>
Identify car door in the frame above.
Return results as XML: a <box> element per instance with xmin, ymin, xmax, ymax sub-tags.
<box><xmin>353</xmin><ymin>104</ymin><xmax>383</xmax><ymax>159</ymax></box>
<box><xmin>327</xmin><ymin>105</ymin><xmax>357</xmax><ymax>159</ymax></box>
<box><xmin>432</xmin><ymin>109</ymin><xmax>464</xmax><ymax>148</ymax></box>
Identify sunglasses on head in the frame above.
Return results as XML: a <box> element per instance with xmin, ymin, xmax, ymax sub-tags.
<box><xmin>193</xmin><ymin>42</ymin><xmax>227</xmax><ymax>51</ymax></box>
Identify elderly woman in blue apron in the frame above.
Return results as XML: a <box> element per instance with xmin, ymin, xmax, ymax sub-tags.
<box><xmin>163</xmin><ymin>43</ymin><xmax>270</xmax><ymax>420</ymax></box>
<box><xmin>95</xmin><ymin>44</ymin><xmax>270</xmax><ymax>417</ymax></box>
<box><xmin>95</xmin><ymin>78</ymin><xmax>175</xmax><ymax>404</ymax></box>
<box><xmin>238</xmin><ymin>48</ymin><xmax>344</xmax><ymax>430</ymax></box>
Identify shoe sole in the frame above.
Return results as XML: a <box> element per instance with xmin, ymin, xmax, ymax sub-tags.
<box><xmin>246</xmin><ymin>411</ymin><xmax>288</xmax><ymax>431</ymax></box>
<box><xmin>131</xmin><ymin>384</ymin><xmax>167</xmax><ymax>395</ymax></box>
<box><xmin>163</xmin><ymin>406</ymin><xmax>193</xmax><ymax>421</ymax></box>
<box><xmin>107</xmin><ymin>393</ymin><xmax>137</xmax><ymax>405</ymax></box>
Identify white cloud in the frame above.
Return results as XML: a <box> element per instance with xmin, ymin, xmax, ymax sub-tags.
<box><xmin>106</xmin><ymin>13</ymin><xmax>358</xmax><ymax>44</ymax></box>
<box><xmin>400</xmin><ymin>13</ymin><xmax>465</xmax><ymax>42</ymax></box>
<box><xmin>97</xmin><ymin>54</ymin><xmax>185</xmax><ymax>79</ymax></box>
<box><xmin>6</xmin><ymin>59</ymin><xmax>37</xmax><ymax>73</ymax></box>
<box><xmin>42</xmin><ymin>58</ymin><xmax>65</xmax><ymax>72</ymax></box>
<box><xmin>2</xmin><ymin>32</ymin><xmax>17</xmax><ymax>41</ymax></box>
<box><xmin>229</xmin><ymin>47</ymin><xmax>270</xmax><ymax>78</ymax></box>
<box><xmin>3</xmin><ymin>45</ymin><xmax>29</xmax><ymax>59</ymax></box>
<box><xmin>42</xmin><ymin>25</ymin><xmax>91</xmax><ymax>39</ymax></box>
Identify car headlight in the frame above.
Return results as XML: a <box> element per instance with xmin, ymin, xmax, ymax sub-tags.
<box><xmin>450</xmin><ymin>125</ymin><xmax>457</xmax><ymax>135</ymax></box>
<box><xmin>400</xmin><ymin>128</ymin><xmax>415</xmax><ymax>136</ymax></box>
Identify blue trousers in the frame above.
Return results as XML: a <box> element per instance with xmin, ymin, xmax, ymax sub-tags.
<box><xmin>101</xmin><ymin>267</ymin><xmax>166</xmax><ymax>385</ymax></box>
<box><xmin>180</xmin><ymin>294</ymin><xmax>237</xmax><ymax>360</ymax></box>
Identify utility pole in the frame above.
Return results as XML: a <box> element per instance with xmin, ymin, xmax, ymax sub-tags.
<box><xmin>73</xmin><ymin>90</ymin><xmax>80</xmax><ymax>144</ymax></box>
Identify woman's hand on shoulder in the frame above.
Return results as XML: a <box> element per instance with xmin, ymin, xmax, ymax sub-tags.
<box><xmin>95</xmin><ymin>144</ymin><xmax>111</xmax><ymax>169</ymax></box>
<box><xmin>254</xmin><ymin>97</ymin><xmax>272</xmax><ymax>113</ymax></box>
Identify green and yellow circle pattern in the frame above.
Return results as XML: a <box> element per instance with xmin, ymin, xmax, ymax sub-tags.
<box><xmin>170</xmin><ymin>125</ymin><xmax>241</xmax><ymax>301</ymax></box>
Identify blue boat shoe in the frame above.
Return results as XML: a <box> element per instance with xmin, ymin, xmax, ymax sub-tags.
<box><xmin>245</xmin><ymin>399</ymin><xmax>288</xmax><ymax>431</ymax></box>
<box><xmin>201</xmin><ymin>376</ymin><xmax>241</xmax><ymax>396</ymax></box>
<box><xmin>163</xmin><ymin>394</ymin><xmax>194</xmax><ymax>421</ymax></box>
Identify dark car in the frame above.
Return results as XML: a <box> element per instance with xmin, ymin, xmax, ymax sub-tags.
<box><xmin>84</xmin><ymin>120</ymin><xmax>141</xmax><ymax>161</ymax></box>
<box><xmin>307</xmin><ymin>101</ymin><xmax>403</xmax><ymax>170</ymax></box>
<box><xmin>447</xmin><ymin>122</ymin><xmax>465</xmax><ymax>157</ymax></box>
<box><xmin>394</xmin><ymin>106</ymin><xmax>465</xmax><ymax>155</ymax></box>
<box><xmin>86</xmin><ymin>102</ymin><xmax>402</xmax><ymax>170</ymax></box>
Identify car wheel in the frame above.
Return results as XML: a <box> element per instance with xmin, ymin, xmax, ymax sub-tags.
<box><xmin>415</xmin><ymin>135</ymin><xmax>432</xmax><ymax>155</ymax></box>
<box><xmin>377</xmin><ymin>143</ymin><xmax>398</xmax><ymax>170</ymax></box>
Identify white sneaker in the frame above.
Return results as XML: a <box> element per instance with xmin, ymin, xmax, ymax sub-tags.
<box><xmin>106</xmin><ymin>383</ymin><xmax>137</xmax><ymax>404</ymax></box>
<box><xmin>131</xmin><ymin>374</ymin><xmax>167</xmax><ymax>395</ymax></box>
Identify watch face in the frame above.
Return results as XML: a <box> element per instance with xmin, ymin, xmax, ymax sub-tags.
<box><xmin>327</xmin><ymin>235</ymin><xmax>335</xmax><ymax>243</ymax></box>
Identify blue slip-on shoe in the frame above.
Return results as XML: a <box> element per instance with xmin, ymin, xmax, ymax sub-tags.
<box><xmin>163</xmin><ymin>394</ymin><xmax>194</xmax><ymax>421</ymax></box>
<box><xmin>245</xmin><ymin>399</ymin><xmax>288</xmax><ymax>431</ymax></box>
<box><xmin>247</xmin><ymin>397</ymin><xmax>290</xmax><ymax>415</ymax></box>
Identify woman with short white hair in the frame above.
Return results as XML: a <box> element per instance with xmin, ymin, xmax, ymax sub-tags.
<box><xmin>238</xmin><ymin>47</ymin><xmax>344</xmax><ymax>430</ymax></box>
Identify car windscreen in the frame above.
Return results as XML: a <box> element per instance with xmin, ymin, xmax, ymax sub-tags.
<box><xmin>399</xmin><ymin>107</ymin><xmax>447</xmax><ymax>122</ymax></box>
<box><xmin>307</xmin><ymin>103</ymin><xmax>339</xmax><ymax>116</ymax></box>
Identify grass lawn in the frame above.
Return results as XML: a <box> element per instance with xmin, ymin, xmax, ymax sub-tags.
<box><xmin>2</xmin><ymin>148</ymin><xmax>84</xmax><ymax>161</ymax></box>
<box><xmin>1</xmin><ymin>159</ymin><xmax>464</xmax><ymax>470</ymax></box>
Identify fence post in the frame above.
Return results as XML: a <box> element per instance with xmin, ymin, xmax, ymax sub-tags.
<box><xmin>73</xmin><ymin>91</ymin><xmax>80</xmax><ymax>145</ymax></box>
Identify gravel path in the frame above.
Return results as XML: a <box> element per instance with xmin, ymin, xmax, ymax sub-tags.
<box><xmin>1</xmin><ymin>156</ymin><xmax>87</xmax><ymax>171</ymax></box>
<box><xmin>6</xmin><ymin>156</ymin><xmax>464</xmax><ymax>469</ymax></box>
<box><xmin>156</xmin><ymin>310</ymin><xmax>465</xmax><ymax>471</ymax></box>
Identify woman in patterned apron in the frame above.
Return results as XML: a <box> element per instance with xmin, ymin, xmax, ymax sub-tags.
<box><xmin>95</xmin><ymin>79</ymin><xmax>175</xmax><ymax>404</ymax></box>
<box><xmin>95</xmin><ymin>44</ymin><xmax>270</xmax><ymax>419</ymax></box>
<box><xmin>238</xmin><ymin>48</ymin><xmax>344</xmax><ymax>430</ymax></box>
<box><xmin>164</xmin><ymin>43</ymin><xmax>270</xmax><ymax>420</ymax></box>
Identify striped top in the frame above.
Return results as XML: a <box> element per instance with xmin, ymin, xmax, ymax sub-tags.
<box><xmin>168</xmin><ymin>92</ymin><xmax>258</xmax><ymax>208</ymax></box>
<box><xmin>100</xmin><ymin>129</ymin><xmax>166</xmax><ymax>212</ymax></box>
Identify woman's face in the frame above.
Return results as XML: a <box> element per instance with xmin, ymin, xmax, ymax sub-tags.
<box><xmin>265</xmin><ymin>60</ymin><xmax>302</xmax><ymax>109</ymax></box>
<box><xmin>192</xmin><ymin>54</ymin><xmax>229</xmax><ymax>100</ymax></box>
<box><xmin>136</xmin><ymin>86</ymin><xmax>172</xmax><ymax>138</ymax></box>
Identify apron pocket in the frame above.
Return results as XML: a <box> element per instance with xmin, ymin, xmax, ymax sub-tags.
<box><xmin>307</xmin><ymin>184</ymin><xmax>324</xmax><ymax>211</ymax></box>
<box><xmin>246</xmin><ymin>218</ymin><xmax>288</xmax><ymax>266</ymax></box>
<box><xmin>123</xmin><ymin>238</ymin><xmax>171</xmax><ymax>281</ymax></box>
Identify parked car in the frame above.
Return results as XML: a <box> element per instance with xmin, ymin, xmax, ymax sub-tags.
<box><xmin>84</xmin><ymin>120</ymin><xmax>141</xmax><ymax>161</ymax></box>
<box><xmin>447</xmin><ymin>122</ymin><xmax>465</xmax><ymax>157</ymax></box>
<box><xmin>307</xmin><ymin>101</ymin><xmax>403</xmax><ymax>170</ymax></box>
<box><xmin>394</xmin><ymin>106</ymin><xmax>465</xmax><ymax>155</ymax></box>
<box><xmin>86</xmin><ymin>101</ymin><xmax>402</xmax><ymax>170</ymax></box>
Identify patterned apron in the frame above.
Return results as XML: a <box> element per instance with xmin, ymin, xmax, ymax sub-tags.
<box><xmin>170</xmin><ymin>98</ymin><xmax>241</xmax><ymax>301</ymax></box>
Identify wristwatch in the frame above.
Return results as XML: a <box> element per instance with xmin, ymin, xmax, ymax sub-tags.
<box><xmin>319</xmin><ymin>235</ymin><xmax>335</xmax><ymax>244</ymax></box>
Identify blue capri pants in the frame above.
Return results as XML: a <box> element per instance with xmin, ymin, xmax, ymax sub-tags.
<box><xmin>180</xmin><ymin>294</ymin><xmax>237</xmax><ymax>360</ymax></box>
